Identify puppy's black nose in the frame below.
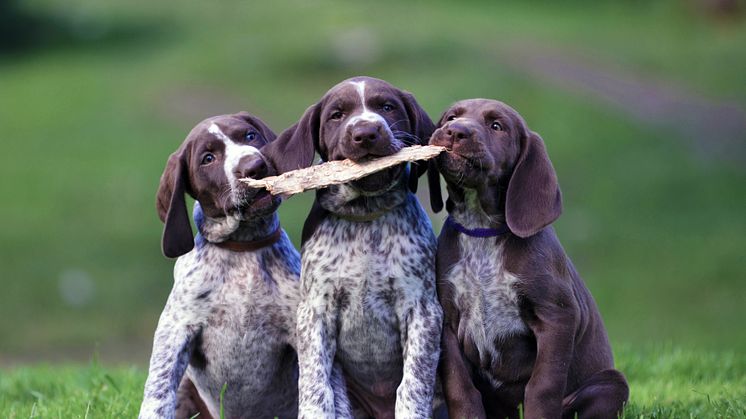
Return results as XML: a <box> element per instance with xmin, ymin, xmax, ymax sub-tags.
<box><xmin>350</xmin><ymin>123</ymin><xmax>381</xmax><ymax>149</ymax></box>
<box><xmin>235</xmin><ymin>156</ymin><xmax>268</xmax><ymax>180</ymax></box>
<box><xmin>445</xmin><ymin>122</ymin><xmax>473</xmax><ymax>141</ymax></box>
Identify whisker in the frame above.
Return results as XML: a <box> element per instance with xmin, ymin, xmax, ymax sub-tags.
<box><xmin>392</xmin><ymin>131</ymin><xmax>418</xmax><ymax>140</ymax></box>
<box><xmin>394</xmin><ymin>138</ymin><xmax>417</xmax><ymax>146</ymax></box>
<box><xmin>388</xmin><ymin>119</ymin><xmax>409</xmax><ymax>130</ymax></box>
<box><xmin>217</xmin><ymin>184</ymin><xmax>233</xmax><ymax>204</ymax></box>
<box><xmin>392</xmin><ymin>130</ymin><xmax>420</xmax><ymax>146</ymax></box>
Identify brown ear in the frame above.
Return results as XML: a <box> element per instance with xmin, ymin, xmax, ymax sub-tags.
<box><xmin>505</xmin><ymin>132</ymin><xmax>562</xmax><ymax>238</ymax></box>
<box><xmin>261</xmin><ymin>103</ymin><xmax>321</xmax><ymax>173</ymax></box>
<box><xmin>235</xmin><ymin>111</ymin><xmax>277</xmax><ymax>144</ymax></box>
<box><xmin>426</xmin><ymin>108</ymin><xmax>455</xmax><ymax>214</ymax></box>
<box><xmin>400</xmin><ymin>91</ymin><xmax>442</xmax><ymax>199</ymax></box>
<box><xmin>155</xmin><ymin>148</ymin><xmax>194</xmax><ymax>258</ymax></box>
<box><xmin>427</xmin><ymin>160</ymin><xmax>443</xmax><ymax>213</ymax></box>
<box><xmin>399</xmin><ymin>91</ymin><xmax>435</xmax><ymax>148</ymax></box>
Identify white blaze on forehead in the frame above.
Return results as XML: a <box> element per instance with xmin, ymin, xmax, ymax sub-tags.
<box><xmin>208</xmin><ymin>122</ymin><xmax>232</xmax><ymax>142</ymax></box>
<box><xmin>208</xmin><ymin>122</ymin><xmax>262</xmax><ymax>186</ymax></box>
<box><xmin>350</xmin><ymin>80</ymin><xmax>367</xmax><ymax>107</ymax></box>
<box><xmin>346</xmin><ymin>80</ymin><xmax>388</xmax><ymax>128</ymax></box>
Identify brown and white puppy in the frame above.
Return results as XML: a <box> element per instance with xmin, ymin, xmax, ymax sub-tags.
<box><xmin>262</xmin><ymin>76</ymin><xmax>444</xmax><ymax>419</ymax></box>
<box><xmin>140</xmin><ymin>112</ymin><xmax>350</xmax><ymax>419</ymax></box>
<box><xmin>430</xmin><ymin>99</ymin><xmax>629</xmax><ymax>419</ymax></box>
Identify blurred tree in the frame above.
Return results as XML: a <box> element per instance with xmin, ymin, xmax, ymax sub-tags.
<box><xmin>0</xmin><ymin>0</ymin><xmax>48</xmax><ymax>52</ymax></box>
<box><xmin>0</xmin><ymin>0</ymin><xmax>166</xmax><ymax>56</ymax></box>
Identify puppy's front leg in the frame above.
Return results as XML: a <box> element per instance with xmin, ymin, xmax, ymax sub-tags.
<box><xmin>396</xmin><ymin>297</ymin><xmax>443</xmax><ymax>419</ymax></box>
<box><xmin>440</xmin><ymin>327</ymin><xmax>486</xmax><ymax>419</ymax></box>
<box><xmin>297</xmin><ymin>298</ymin><xmax>338</xmax><ymax>419</ymax></box>
<box><xmin>140</xmin><ymin>260</ymin><xmax>213</xmax><ymax>419</ymax></box>
<box><xmin>522</xmin><ymin>278</ymin><xmax>578</xmax><ymax>419</ymax></box>
<box><xmin>139</xmin><ymin>292</ymin><xmax>202</xmax><ymax>419</ymax></box>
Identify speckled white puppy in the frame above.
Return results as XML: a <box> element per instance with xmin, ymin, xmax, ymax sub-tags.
<box><xmin>261</xmin><ymin>78</ymin><xmax>445</xmax><ymax>419</ymax></box>
<box><xmin>139</xmin><ymin>113</ymin><xmax>351</xmax><ymax>419</ymax></box>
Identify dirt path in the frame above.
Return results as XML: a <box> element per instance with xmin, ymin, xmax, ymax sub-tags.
<box><xmin>152</xmin><ymin>51</ymin><xmax>746</xmax><ymax>165</ymax></box>
<box><xmin>501</xmin><ymin>41</ymin><xmax>746</xmax><ymax>164</ymax></box>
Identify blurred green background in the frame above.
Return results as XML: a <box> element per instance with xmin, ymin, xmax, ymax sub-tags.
<box><xmin>1</xmin><ymin>0</ymin><xmax>745</xmax><ymax>370</ymax></box>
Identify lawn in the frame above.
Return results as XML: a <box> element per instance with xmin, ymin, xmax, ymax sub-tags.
<box><xmin>1</xmin><ymin>0</ymin><xmax>745</xmax><ymax>415</ymax></box>
<box><xmin>1</xmin><ymin>346</ymin><xmax>744</xmax><ymax>418</ymax></box>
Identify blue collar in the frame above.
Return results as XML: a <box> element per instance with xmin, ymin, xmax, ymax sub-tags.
<box><xmin>444</xmin><ymin>215</ymin><xmax>511</xmax><ymax>238</ymax></box>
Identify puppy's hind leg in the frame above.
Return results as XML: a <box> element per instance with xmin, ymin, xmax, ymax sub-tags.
<box><xmin>175</xmin><ymin>376</ymin><xmax>213</xmax><ymax>419</ymax></box>
<box><xmin>562</xmin><ymin>369</ymin><xmax>629</xmax><ymax>419</ymax></box>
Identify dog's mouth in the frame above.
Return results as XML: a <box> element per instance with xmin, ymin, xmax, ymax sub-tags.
<box><xmin>351</xmin><ymin>164</ymin><xmax>405</xmax><ymax>195</ymax></box>
<box><xmin>249</xmin><ymin>189</ymin><xmax>273</xmax><ymax>209</ymax></box>
<box><xmin>334</xmin><ymin>139</ymin><xmax>405</xmax><ymax>194</ymax></box>
<box><xmin>338</xmin><ymin>141</ymin><xmax>403</xmax><ymax>163</ymax></box>
<box><xmin>439</xmin><ymin>151</ymin><xmax>481</xmax><ymax>170</ymax></box>
<box><xmin>234</xmin><ymin>188</ymin><xmax>279</xmax><ymax>216</ymax></box>
<box><xmin>437</xmin><ymin>152</ymin><xmax>484</xmax><ymax>186</ymax></box>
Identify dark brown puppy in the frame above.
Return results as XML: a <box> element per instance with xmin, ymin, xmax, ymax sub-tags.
<box><xmin>430</xmin><ymin>99</ymin><xmax>628</xmax><ymax>419</ymax></box>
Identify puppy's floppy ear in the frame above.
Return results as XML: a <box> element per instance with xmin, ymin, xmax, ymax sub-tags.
<box><xmin>399</xmin><ymin>90</ymin><xmax>442</xmax><ymax>211</ymax></box>
<box><xmin>423</xmin><ymin>108</ymin><xmax>456</xmax><ymax>214</ymax></box>
<box><xmin>261</xmin><ymin>103</ymin><xmax>321</xmax><ymax>173</ymax></box>
<box><xmin>156</xmin><ymin>146</ymin><xmax>194</xmax><ymax>258</ymax></box>
<box><xmin>427</xmin><ymin>160</ymin><xmax>444</xmax><ymax>213</ymax></box>
<box><xmin>505</xmin><ymin>131</ymin><xmax>562</xmax><ymax>238</ymax></box>
<box><xmin>399</xmin><ymin>91</ymin><xmax>435</xmax><ymax>148</ymax></box>
<box><xmin>235</xmin><ymin>111</ymin><xmax>277</xmax><ymax>144</ymax></box>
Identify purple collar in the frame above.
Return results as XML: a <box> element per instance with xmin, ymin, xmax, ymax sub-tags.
<box><xmin>444</xmin><ymin>216</ymin><xmax>511</xmax><ymax>238</ymax></box>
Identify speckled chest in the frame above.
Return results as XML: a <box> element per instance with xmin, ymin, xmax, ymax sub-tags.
<box><xmin>196</xmin><ymin>252</ymin><xmax>295</xmax><ymax>351</ymax></box>
<box><xmin>175</xmin><ymin>237</ymin><xmax>301</xmax><ymax>416</ymax></box>
<box><xmin>301</xmin><ymin>195</ymin><xmax>437</xmax><ymax>376</ymax></box>
<box><xmin>443</xmin><ymin>234</ymin><xmax>529</xmax><ymax>384</ymax></box>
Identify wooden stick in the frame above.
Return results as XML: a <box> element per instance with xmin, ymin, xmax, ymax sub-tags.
<box><xmin>241</xmin><ymin>145</ymin><xmax>445</xmax><ymax>196</ymax></box>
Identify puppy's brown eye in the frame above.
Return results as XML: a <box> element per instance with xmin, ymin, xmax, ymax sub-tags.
<box><xmin>330</xmin><ymin>111</ymin><xmax>344</xmax><ymax>120</ymax></box>
<box><xmin>382</xmin><ymin>104</ymin><xmax>394</xmax><ymax>112</ymax></box>
<box><xmin>491</xmin><ymin>121</ymin><xmax>503</xmax><ymax>131</ymax></box>
<box><xmin>446</xmin><ymin>115</ymin><xmax>456</xmax><ymax>121</ymax></box>
<box><xmin>201</xmin><ymin>153</ymin><xmax>215</xmax><ymax>165</ymax></box>
<box><xmin>245</xmin><ymin>131</ymin><xmax>257</xmax><ymax>141</ymax></box>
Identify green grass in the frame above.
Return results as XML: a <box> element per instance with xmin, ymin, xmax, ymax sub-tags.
<box><xmin>1</xmin><ymin>346</ymin><xmax>744</xmax><ymax>418</ymax></box>
<box><xmin>1</xmin><ymin>1</ymin><xmax>745</xmax><ymax>409</ymax></box>
<box><xmin>0</xmin><ymin>361</ymin><xmax>143</xmax><ymax>418</ymax></box>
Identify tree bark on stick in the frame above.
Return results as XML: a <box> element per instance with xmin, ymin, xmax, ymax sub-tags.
<box><xmin>241</xmin><ymin>145</ymin><xmax>445</xmax><ymax>196</ymax></box>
